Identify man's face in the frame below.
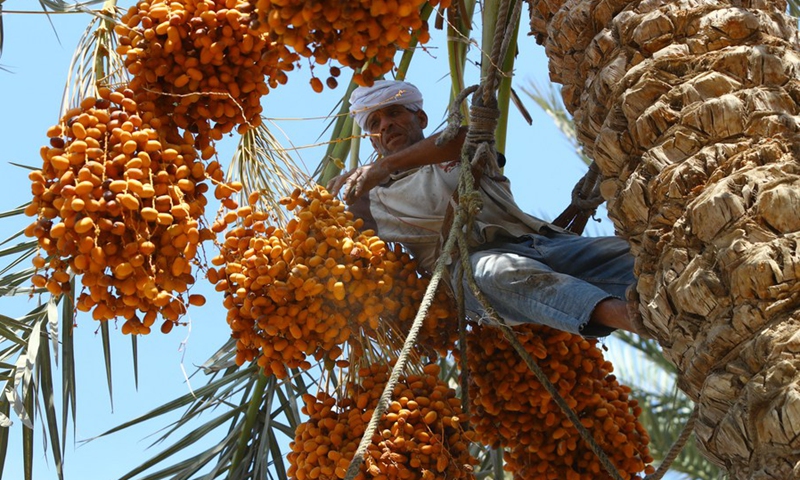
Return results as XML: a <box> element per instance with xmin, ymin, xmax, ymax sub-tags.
<box><xmin>365</xmin><ymin>105</ymin><xmax>428</xmax><ymax>156</ymax></box>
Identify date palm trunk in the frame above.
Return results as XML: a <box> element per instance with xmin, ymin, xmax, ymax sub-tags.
<box><xmin>528</xmin><ymin>0</ymin><xmax>800</xmax><ymax>478</ymax></box>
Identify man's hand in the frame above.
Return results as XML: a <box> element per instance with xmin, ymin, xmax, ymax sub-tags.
<box><xmin>326</xmin><ymin>162</ymin><xmax>389</xmax><ymax>204</ymax></box>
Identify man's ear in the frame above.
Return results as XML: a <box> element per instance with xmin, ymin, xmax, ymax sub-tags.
<box><xmin>415</xmin><ymin>109</ymin><xmax>428</xmax><ymax>129</ymax></box>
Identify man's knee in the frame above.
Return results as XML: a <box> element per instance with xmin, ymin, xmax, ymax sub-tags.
<box><xmin>470</xmin><ymin>252</ymin><xmax>516</xmax><ymax>290</ymax></box>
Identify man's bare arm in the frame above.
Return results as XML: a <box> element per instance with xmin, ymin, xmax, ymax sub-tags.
<box><xmin>327</xmin><ymin>126</ymin><xmax>467</xmax><ymax>204</ymax></box>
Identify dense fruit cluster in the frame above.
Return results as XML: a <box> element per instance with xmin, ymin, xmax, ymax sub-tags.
<box><xmin>209</xmin><ymin>186</ymin><xmax>457</xmax><ymax>377</ymax></box>
<box><xmin>25</xmin><ymin>88</ymin><xmax>215</xmax><ymax>334</ymax></box>
<box><xmin>116</xmin><ymin>0</ymin><xmax>298</xmax><ymax>156</ymax></box>
<box><xmin>247</xmin><ymin>0</ymin><xmax>451</xmax><ymax>88</ymax></box>
<box><xmin>464</xmin><ymin>324</ymin><xmax>654</xmax><ymax>480</ymax></box>
<box><xmin>288</xmin><ymin>363</ymin><xmax>477</xmax><ymax>479</ymax></box>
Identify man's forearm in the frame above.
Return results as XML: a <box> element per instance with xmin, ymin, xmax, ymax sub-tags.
<box><xmin>328</xmin><ymin>126</ymin><xmax>469</xmax><ymax>204</ymax></box>
<box><xmin>379</xmin><ymin>126</ymin><xmax>468</xmax><ymax>174</ymax></box>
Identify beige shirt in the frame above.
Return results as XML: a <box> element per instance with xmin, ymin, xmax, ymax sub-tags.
<box><xmin>353</xmin><ymin>160</ymin><xmax>558</xmax><ymax>272</ymax></box>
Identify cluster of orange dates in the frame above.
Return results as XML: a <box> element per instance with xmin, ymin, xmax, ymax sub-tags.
<box><xmin>247</xmin><ymin>0</ymin><xmax>450</xmax><ymax>89</ymax></box>
<box><xmin>289</xmin><ymin>363</ymin><xmax>477</xmax><ymax>479</ymax></box>
<box><xmin>116</xmin><ymin>0</ymin><xmax>299</xmax><ymax>156</ymax></box>
<box><xmin>25</xmin><ymin>88</ymin><xmax>217</xmax><ymax>334</ymax></box>
<box><xmin>464</xmin><ymin>323</ymin><xmax>655</xmax><ymax>479</ymax></box>
<box><xmin>209</xmin><ymin>186</ymin><xmax>457</xmax><ymax>377</ymax></box>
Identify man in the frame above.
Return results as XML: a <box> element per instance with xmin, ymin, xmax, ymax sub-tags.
<box><xmin>328</xmin><ymin>80</ymin><xmax>641</xmax><ymax>338</ymax></box>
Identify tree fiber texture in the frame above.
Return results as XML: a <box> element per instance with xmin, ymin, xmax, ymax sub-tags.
<box><xmin>529</xmin><ymin>0</ymin><xmax>800</xmax><ymax>478</ymax></box>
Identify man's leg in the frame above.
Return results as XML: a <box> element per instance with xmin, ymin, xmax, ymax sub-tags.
<box><xmin>522</xmin><ymin>232</ymin><xmax>634</xmax><ymax>299</ymax></box>
<box><xmin>590</xmin><ymin>298</ymin><xmax>631</xmax><ymax>332</ymax></box>
<box><xmin>454</xmin><ymin>233</ymin><xmax>639</xmax><ymax>337</ymax></box>
<box><xmin>524</xmin><ymin>232</ymin><xmax>645</xmax><ymax>335</ymax></box>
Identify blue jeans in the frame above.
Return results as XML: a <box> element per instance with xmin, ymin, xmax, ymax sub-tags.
<box><xmin>451</xmin><ymin>231</ymin><xmax>634</xmax><ymax>337</ymax></box>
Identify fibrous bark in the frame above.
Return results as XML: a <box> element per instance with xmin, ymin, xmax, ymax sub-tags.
<box><xmin>529</xmin><ymin>0</ymin><xmax>800</xmax><ymax>478</ymax></box>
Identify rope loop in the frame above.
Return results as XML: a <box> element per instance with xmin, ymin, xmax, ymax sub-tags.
<box><xmin>459</xmin><ymin>190</ymin><xmax>483</xmax><ymax>219</ymax></box>
<box><xmin>570</xmin><ymin>162</ymin><xmax>604</xmax><ymax>213</ymax></box>
<box><xmin>437</xmin><ymin>84</ymin><xmax>479</xmax><ymax>148</ymax></box>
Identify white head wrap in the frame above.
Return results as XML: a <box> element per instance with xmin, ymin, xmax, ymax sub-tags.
<box><xmin>349</xmin><ymin>80</ymin><xmax>424</xmax><ymax>131</ymax></box>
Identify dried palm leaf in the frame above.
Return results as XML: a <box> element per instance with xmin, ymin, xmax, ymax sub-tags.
<box><xmin>61</xmin><ymin>1</ymin><xmax>126</xmax><ymax>113</ymax></box>
<box><xmin>228</xmin><ymin>121</ymin><xmax>311</xmax><ymax>227</ymax></box>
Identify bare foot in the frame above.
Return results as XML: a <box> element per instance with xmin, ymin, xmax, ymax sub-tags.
<box><xmin>589</xmin><ymin>298</ymin><xmax>640</xmax><ymax>335</ymax></box>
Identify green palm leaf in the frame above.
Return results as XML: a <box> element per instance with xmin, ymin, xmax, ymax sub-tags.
<box><xmin>606</xmin><ymin>335</ymin><xmax>724</xmax><ymax>479</ymax></box>
<box><xmin>789</xmin><ymin>0</ymin><xmax>800</xmax><ymax>17</ymax></box>
<box><xmin>0</xmin><ymin>6</ymin><xmax>126</xmax><ymax>478</ymax></box>
<box><xmin>87</xmin><ymin>351</ymin><xmax>315</xmax><ymax>480</ymax></box>
<box><xmin>37</xmin><ymin>1</ymin><xmax>105</xmax><ymax>11</ymax></box>
<box><xmin>0</xmin><ymin>216</ymin><xmax>63</xmax><ymax>480</ymax></box>
<box><xmin>521</xmin><ymin>81</ymin><xmax>592</xmax><ymax>167</ymax></box>
<box><xmin>0</xmin><ymin>1</ymin><xmax>107</xmax><ymax>61</ymax></box>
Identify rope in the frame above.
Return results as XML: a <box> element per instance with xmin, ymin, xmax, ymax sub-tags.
<box><xmin>497</xmin><ymin>0</ymin><xmax>523</xmax><ymax>80</ymax></box>
<box><xmin>484</xmin><ymin>0</ymin><xmax>513</xmax><ymax>99</ymax></box>
<box><xmin>467</xmin><ymin>99</ymin><xmax>501</xmax><ymax>147</ymax></box>
<box><xmin>645</xmin><ymin>404</ymin><xmax>699</xmax><ymax>480</ymax></box>
<box><xmin>552</xmin><ymin>161</ymin><xmax>606</xmax><ymax>234</ymax></box>
<box><xmin>483</xmin><ymin>0</ymin><xmax>523</xmax><ymax>104</ymax></box>
<box><xmin>483</xmin><ymin>0</ymin><xmax>524</xmax><ymax>104</ymax></box>
<box><xmin>456</xmin><ymin>261</ymin><xmax>470</xmax><ymax>417</ymax></box>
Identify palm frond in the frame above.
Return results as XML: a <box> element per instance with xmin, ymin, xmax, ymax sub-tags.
<box><xmin>613</xmin><ymin>331</ymin><xmax>677</xmax><ymax>374</ymax></box>
<box><xmin>228</xmin><ymin>121</ymin><xmax>312</xmax><ymax>227</ymax></box>
<box><xmin>60</xmin><ymin>286</ymin><xmax>77</xmax><ymax>453</ymax></box>
<box><xmin>445</xmin><ymin>0</ymin><xmax>476</xmax><ymax>121</ymax></box>
<box><xmin>62</xmin><ymin>3</ymin><xmax>127</xmax><ymax>114</ymax></box>
<box><xmin>789</xmin><ymin>0</ymin><xmax>800</xmax><ymax>18</ymax></box>
<box><xmin>520</xmin><ymin>81</ymin><xmax>592</xmax><ymax>167</ymax></box>
<box><xmin>1</xmin><ymin>304</ymin><xmax>46</xmax><ymax>480</ymax></box>
<box><xmin>630</xmin><ymin>384</ymin><xmax>724</xmax><ymax>479</ymax></box>
<box><xmin>38</xmin><ymin>0</ymin><xmax>105</xmax><ymax>12</ymax></box>
<box><xmin>88</xmin><ymin>343</ymin><xmax>316</xmax><ymax>480</ymax></box>
<box><xmin>315</xmin><ymin>73</ymin><xmax>361</xmax><ymax>186</ymax></box>
<box><xmin>36</xmin><ymin>331</ymin><xmax>64</xmax><ymax>480</ymax></box>
<box><xmin>0</xmin><ymin>6</ymin><xmax>123</xmax><ymax>477</ymax></box>
<box><xmin>0</xmin><ymin>299</ymin><xmax>67</xmax><ymax>480</ymax></box>
<box><xmin>605</xmin><ymin>336</ymin><xmax>723</xmax><ymax>479</ymax></box>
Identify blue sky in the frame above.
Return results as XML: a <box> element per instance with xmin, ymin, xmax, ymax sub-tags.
<box><xmin>0</xmin><ymin>2</ymin><xmax>638</xmax><ymax>479</ymax></box>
